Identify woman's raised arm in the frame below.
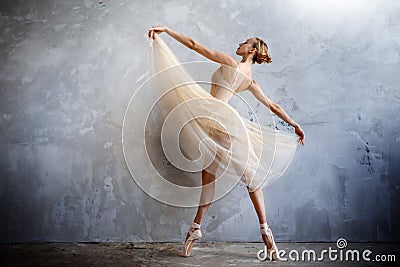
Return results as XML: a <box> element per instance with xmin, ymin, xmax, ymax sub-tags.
<box><xmin>148</xmin><ymin>26</ymin><xmax>237</xmax><ymax>68</ymax></box>
<box><xmin>247</xmin><ymin>80</ymin><xmax>305</xmax><ymax>145</ymax></box>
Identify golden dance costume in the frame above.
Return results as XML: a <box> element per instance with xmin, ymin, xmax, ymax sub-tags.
<box><xmin>148</xmin><ymin>35</ymin><xmax>299</xmax><ymax>192</ymax></box>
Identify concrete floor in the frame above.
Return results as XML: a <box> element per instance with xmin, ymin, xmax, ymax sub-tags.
<box><xmin>0</xmin><ymin>242</ymin><xmax>399</xmax><ymax>266</ymax></box>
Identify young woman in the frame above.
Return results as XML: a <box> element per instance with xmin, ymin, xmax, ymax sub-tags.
<box><xmin>148</xmin><ymin>26</ymin><xmax>305</xmax><ymax>260</ymax></box>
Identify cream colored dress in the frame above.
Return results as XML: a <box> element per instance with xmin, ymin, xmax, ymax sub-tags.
<box><xmin>148</xmin><ymin>35</ymin><xmax>299</xmax><ymax>192</ymax></box>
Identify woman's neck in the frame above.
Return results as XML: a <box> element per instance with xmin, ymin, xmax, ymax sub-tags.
<box><xmin>240</xmin><ymin>57</ymin><xmax>253</xmax><ymax>70</ymax></box>
<box><xmin>240</xmin><ymin>55</ymin><xmax>253</xmax><ymax>64</ymax></box>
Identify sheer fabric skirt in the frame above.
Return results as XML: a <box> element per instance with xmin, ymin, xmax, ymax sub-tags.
<box><xmin>148</xmin><ymin>35</ymin><xmax>299</xmax><ymax>191</ymax></box>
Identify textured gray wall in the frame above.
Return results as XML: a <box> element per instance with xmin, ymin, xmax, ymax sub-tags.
<box><xmin>1</xmin><ymin>0</ymin><xmax>399</xmax><ymax>242</ymax></box>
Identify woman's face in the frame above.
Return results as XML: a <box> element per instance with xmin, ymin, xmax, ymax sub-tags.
<box><xmin>236</xmin><ymin>38</ymin><xmax>256</xmax><ymax>56</ymax></box>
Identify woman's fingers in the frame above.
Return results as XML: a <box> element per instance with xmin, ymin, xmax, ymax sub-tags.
<box><xmin>295</xmin><ymin>127</ymin><xmax>305</xmax><ymax>146</ymax></box>
<box><xmin>300</xmin><ymin>134</ymin><xmax>304</xmax><ymax>145</ymax></box>
<box><xmin>148</xmin><ymin>26</ymin><xmax>166</xmax><ymax>39</ymax></box>
<box><xmin>148</xmin><ymin>29</ymin><xmax>155</xmax><ymax>39</ymax></box>
<box><xmin>298</xmin><ymin>138</ymin><xmax>304</xmax><ymax>146</ymax></box>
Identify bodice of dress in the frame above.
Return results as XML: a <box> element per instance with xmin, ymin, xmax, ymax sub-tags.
<box><xmin>210</xmin><ymin>64</ymin><xmax>248</xmax><ymax>102</ymax></box>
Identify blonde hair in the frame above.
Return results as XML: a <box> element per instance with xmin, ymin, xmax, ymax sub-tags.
<box><xmin>252</xmin><ymin>37</ymin><xmax>272</xmax><ymax>64</ymax></box>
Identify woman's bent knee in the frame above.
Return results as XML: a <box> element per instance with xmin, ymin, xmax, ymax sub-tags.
<box><xmin>202</xmin><ymin>170</ymin><xmax>216</xmax><ymax>183</ymax></box>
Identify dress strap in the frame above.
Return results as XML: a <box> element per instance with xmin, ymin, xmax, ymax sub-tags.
<box><xmin>231</xmin><ymin>64</ymin><xmax>240</xmax><ymax>86</ymax></box>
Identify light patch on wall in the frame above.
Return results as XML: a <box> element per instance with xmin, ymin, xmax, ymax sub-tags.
<box><xmin>104</xmin><ymin>141</ymin><xmax>113</xmax><ymax>149</ymax></box>
<box><xmin>104</xmin><ymin>176</ymin><xmax>116</xmax><ymax>201</ymax></box>
<box><xmin>292</xmin><ymin>0</ymin><xmax>371</xmax><ymax>13</ymax></box>
<box><xmin>163</xmin><ymin>2</ymin><xmax>190</xmax><ymax>24</ymax></box>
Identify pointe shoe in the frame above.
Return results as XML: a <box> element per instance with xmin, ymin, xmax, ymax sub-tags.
<box><xmin>260</xmin><ymin>223</ymin><xmax>278</xmax><ymax>261</ymax></box>
<box><xmin>183</xmin><ymin>222</ymin><xmax>202</xmax><ymax>257</ymax></box>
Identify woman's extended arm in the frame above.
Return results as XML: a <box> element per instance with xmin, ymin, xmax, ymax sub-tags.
<box><xmin>248</xmin><ymin>80</ymin><xmax>305</xmax><ymax>145</ymax></box>
<box><xmin>148</xmin><ymin>26</ymin><xmax>237</xmax><ymax>67</ymax></box>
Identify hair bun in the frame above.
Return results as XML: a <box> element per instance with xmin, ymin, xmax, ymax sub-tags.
<box><xmin>256</xmin><ymin>52</ymin><xmax>272</xmax><ymax>64</ymax></box>
<box><xmin>253</xmin><ymin>37</ymin><xmax>272</xmax><ymax>64</ymax></box>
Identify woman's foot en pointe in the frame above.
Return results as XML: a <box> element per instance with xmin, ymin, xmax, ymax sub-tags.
<box><xmin>260</xmin><ymin>222</ymin><xmax>279</xmax><ymax>261</ymax></box>
<box><xmin>183</xmin><ymin>222</ymin><xmax>202</xmax><ymax>257</ymax></box>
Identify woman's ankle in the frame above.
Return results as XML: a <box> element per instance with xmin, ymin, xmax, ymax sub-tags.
<box><xmin>260</xmin><ymin>222</ymin><xmax>269</xmax><ymax>233</ymax></box>
<box><xmin>191</xmin><ymin>221</ymin><xmax>201</xmax><ymax>230</ymax></box>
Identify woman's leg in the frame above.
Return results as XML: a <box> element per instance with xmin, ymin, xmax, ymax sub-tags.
<box><xmin>185</xmin><ymin>169</ymin><xmax>215</xmax><ymax>246</ymax></box>
<box><xmin>247</xmin><ymin>186</ymin><xmax>267</xmax><ymax>224</ymax></box>
<box><xmin>193</xmin><ymin>169</ymin><xmax>216</xmax><ymax>224</ymax></box>
<box><xmin>184</xmin><ymin>170</ymin><xmax>215</xmax><ymax>256</ymax></box>
<box><xmin>247</xmin><ymin>186</ymin><xmax>275</xmax><ymax>249</ymax></box>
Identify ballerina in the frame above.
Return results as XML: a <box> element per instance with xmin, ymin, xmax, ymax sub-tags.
<box><xmin>148</xmin><ymin>25</ymin><xmax>305</xmax><ymax>260</ymax></box>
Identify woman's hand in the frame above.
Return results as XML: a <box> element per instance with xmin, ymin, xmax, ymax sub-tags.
<box><xmin>294</xmin><ymin>124</ymin><xmax>305</xmax><ymax>146</ymax></box>
<box><xmin>148</xmin><ymin>26</ymin><xmax>167</xmax><ymax>39</ymax></box>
